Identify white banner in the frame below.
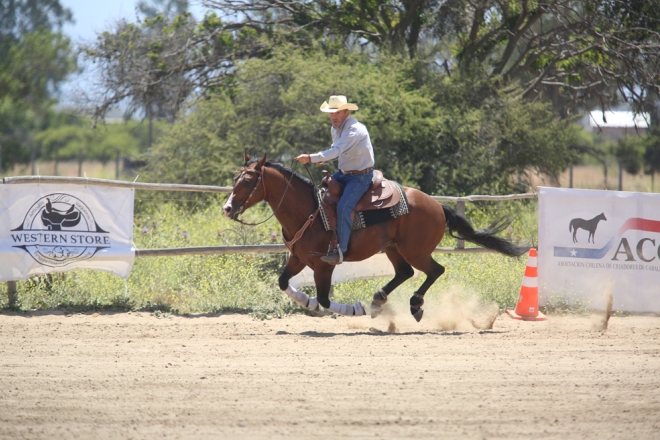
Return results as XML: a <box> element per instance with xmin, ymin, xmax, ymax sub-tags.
<box><xmin>0</xmin><ymin>184</ymin><xmax>135</xmax><ymax>281</ymax></box>
<box><xmin>539</xmin><ymin>186</ymin><xmax>660</xmax><ymax>312</ymax></box>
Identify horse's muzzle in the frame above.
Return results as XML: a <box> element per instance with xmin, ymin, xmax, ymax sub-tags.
<box><xmin>223</xmin><ymin>203</ymin><xmax>238</xmax><ymax>220</ymax></box>
<box><xmin>222</xmin><ymin>196</ymin><xmax>236</xmax><ymax>219</ymax></box>
<box><xmin>223</xmin><ymin>196</ymin><xmax>243</xmax><ymax>220</ymax></box>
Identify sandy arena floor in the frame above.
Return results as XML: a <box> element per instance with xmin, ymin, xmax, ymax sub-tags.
<box><xmin>0</xmin><ymin>304</ymin><xmax>658</xmax><ymax>440</ymax></box>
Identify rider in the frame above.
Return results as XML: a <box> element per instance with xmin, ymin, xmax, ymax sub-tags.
<box><xmin>295</xmin><ymin>95</ymin><xmax>375</xmax><ymax>264</ymax></box>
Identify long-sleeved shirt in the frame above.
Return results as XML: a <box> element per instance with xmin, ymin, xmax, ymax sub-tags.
<box><xmin>309</xmin><ymin>116</ymin><xmax>375</xmax><ymax>172</ymax></box>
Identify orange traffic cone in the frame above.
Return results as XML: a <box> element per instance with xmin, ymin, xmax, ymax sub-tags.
<box><xmin>506</xmin><ymin>248</ymin><xmax>547</xmax><ymax>321</ymax></box>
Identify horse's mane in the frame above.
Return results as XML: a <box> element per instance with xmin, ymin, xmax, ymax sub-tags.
<box><xmin>246</xmin><ymin>158</ymin><xmax>315</xmax><ymax>190</ymax></box>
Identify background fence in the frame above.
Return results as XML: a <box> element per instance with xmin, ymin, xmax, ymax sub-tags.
<box><xmin>1</xmin><ymin>176</ymin><xmax>537</xmax><ymax>306</ymax></box>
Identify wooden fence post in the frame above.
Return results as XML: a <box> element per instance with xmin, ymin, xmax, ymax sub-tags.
<box><xmin>456</xmin><ymin>200</ymin><xmax>465</xmax><ymax>249</ymax></box>
<box><xmin>7</xmin><ymin>281</ymin><xmax>17</xmax><ymax>307</ymax></box>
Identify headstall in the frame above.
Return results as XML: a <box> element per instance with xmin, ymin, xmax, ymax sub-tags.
<box><xmin>233</xmin><ymin>166</ymin><xmax>266</xmax><ymax>218</ymax></box>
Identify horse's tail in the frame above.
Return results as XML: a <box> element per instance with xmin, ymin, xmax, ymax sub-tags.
<box><xmin>442</xmin><ymin>205</ymin><xmax>528</xmax><ymax>257</ymax></box>
<box><xmin>569</xmin><ymin>221</ymin><xmax>573</xmax><ymax>233</ymax></box>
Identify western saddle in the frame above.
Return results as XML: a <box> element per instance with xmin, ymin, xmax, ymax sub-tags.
<box><xmin>319</xmin><ymin>170</ymin><xmax>403</xmax><ymax>250</ymax></box>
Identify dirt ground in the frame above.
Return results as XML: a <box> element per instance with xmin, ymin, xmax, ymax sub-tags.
<box><xmin>0</xmin><ymin>304</ymin><xmax>659</xmax><ymax>440</ymax></box>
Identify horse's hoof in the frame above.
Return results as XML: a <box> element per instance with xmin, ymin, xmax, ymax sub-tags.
<box><xmin>410</xmin><ymin>292</ymin><xmax>424</xmax><ymax>322</ymax></box>
<box><xmin>370</xmin><ymin>289</ymin><xmax>388</xmax><ymax>319</ymax></box>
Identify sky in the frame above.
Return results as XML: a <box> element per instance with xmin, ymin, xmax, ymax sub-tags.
<box><xmin>60</xmin><ymin>0</ymin><xmax>207</xmax><ymax>43</ymax></box>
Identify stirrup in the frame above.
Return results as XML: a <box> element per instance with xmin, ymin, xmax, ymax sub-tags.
<box><xmin>321</xmin><ymin>248</ymin><xmax>343</xmax><ymax>264</ymax></box>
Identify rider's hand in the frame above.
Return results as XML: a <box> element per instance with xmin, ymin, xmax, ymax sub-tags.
<box><xmin>294</xmin><ymin>154</ymin><xmax>311</xmax><ymax>165</ymax></box>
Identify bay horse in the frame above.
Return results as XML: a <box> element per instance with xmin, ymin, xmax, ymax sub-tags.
<box><xmin>223</xmin><ymin>154</ymin><xmax>527</xmax><ymax>321</ymax></box>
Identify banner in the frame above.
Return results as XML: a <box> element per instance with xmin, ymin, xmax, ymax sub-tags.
<box><xmin>0</xmin><ymin>184</ymin><xmax>135</xmax><ymax>281</ymax></box>
<box><xmin>539</xmin><ymin>186</ymin><xmax>660</xmax><ymax>312</ymax></box>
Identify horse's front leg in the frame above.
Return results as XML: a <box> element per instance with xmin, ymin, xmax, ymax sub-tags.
<box><xmin>314</xmin><ymin>265</ymin><xmax>366</xmax><ymax>316</ymax></box>
<box><xmin>279</xmin><ymin>255</ymin><xmax>319</xmax><ymax>311</ymax></box>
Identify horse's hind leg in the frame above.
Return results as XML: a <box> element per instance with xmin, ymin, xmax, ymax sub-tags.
<box><xmin>279</xmin><ymin>255</ymin><xmax>319</xmax><ymax>311</ymax></box>
<box><xmin>371</xmin><ymin>246</ymin><xmax>415</xmax><ymax>318</ymax></box>
<box><xmin>404</xmin><ymin>254</ymin><xmax>445</xmax><ymax>322</ymax></box>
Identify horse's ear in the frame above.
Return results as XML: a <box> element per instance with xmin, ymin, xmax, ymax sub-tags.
<box><xmin>244</xmin><ymin>151</ymin><xmax>251</xmax><ymax>164</ymax></box>
<box><xmin>256</xmin><ymin>154</ymin><xmax>267</xmax><ymax>170</ymax></box>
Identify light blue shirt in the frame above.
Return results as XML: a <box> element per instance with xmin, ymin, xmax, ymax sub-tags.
<box><xmin>309</xmin><ymin>116</ymin><xmax>375</xmax><ymax>172</ymax></box>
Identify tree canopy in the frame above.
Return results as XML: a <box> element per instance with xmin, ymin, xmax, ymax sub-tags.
<box><xmin>0</xmin><ymin>0</ymin><xmax>76</xmax><ymax>172</ymax></box>
<box><xmin>202</xmin><ymin>0</ymin><xmax>660</xmax><ymax>114</ymax></box>
<box><xmin>142</xmin><ymin>46</ymin><xmax>577</xmax><ymax>195</ymax></box>
<box><xmin>6</xmin><ymin>0</ymin><xmax>660</xmax><ymax>196</ymax></box>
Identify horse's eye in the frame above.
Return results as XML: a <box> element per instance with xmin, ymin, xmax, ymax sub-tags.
<box><xmin>243</xmin><ymin>178</ymin><xmax>253</xmax><ymax>185</ymax></box>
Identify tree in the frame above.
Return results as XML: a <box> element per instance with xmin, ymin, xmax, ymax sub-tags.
<box><xmin>614</xmin><ymin>135</ymin><xmax>645</xmax><ymax>190</ymax></box>
<box><xmin>142</xmin><ymin>46</ymin><xmax>575</xmax><ymax>195</ymax></box>
<box><xmin>80</xmin><ymin>11</ymin><xmax>264</xmax><ymax>145</ymax></box>
<box><xmin>0</xmin><ymin>0</ymin><xmax>76</xmax><ymax>173</ymax></box>
<box><xmin>644</xmin><ymin>128</ymin><xmax>660</xmax><ymax>192</ymax></box>
<box><xmin>202</xmin><ymin>0</ymin><xmax>660</xmax><ymax>114</ymax></box>
<box><xmin>35</xmin><ymin>124</ymin><xmax>85</xmax><ymax>173</ymax></box>
<box><xmin>35</xmin><ymin>119</ymin><xmax>145</xmax><ymax>176</ymax></box>
<box><xmin>85</xmin><ymin>1</ymin><xmax>660</xmax><ymax>193</ymax></box>
<box><xmin>587</xmin><ymin>132</ymin><xmax>616</xmax><ymax>189</ymax></box>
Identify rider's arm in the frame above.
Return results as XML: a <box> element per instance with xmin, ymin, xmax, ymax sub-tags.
<box><xmin>309</xmin><ymin>124</ymin><xmax>361</xmax><ymax>164</ymax></box>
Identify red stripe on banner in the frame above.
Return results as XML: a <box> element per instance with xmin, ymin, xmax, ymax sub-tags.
<box><xmin>618</xmin><ymin>218</ymin><xmax>660</xmax><ymax>236</ymax></box>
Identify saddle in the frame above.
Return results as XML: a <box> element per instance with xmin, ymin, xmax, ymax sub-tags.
<box><xmin>318</xmin><ymin>170</ymin><xmax>405</xmax><ymax>250</ymax></box>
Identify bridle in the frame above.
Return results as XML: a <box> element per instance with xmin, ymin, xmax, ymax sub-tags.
<box><xmin>230</xmin><ymin>162</ymin><xmax>296</xmax><ymax>226</ymax></box>
<box><xmin>230</xmin><ymin>160</ymin><xmax>322</xmax><ymax>252</ymax></box>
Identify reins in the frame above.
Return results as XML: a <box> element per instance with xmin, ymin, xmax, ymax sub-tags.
<box><xmin>302</xmin><ymin>163</ymin><xmax>317</xmax><ymax>187</ymax></box>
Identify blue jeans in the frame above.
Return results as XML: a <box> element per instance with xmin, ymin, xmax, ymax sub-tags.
<box><xmin>332</xmin><ymin>170</ymin><xmax>374</xmax><ymax>253</ymax></box>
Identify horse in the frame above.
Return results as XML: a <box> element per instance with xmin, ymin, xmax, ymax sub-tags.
<box><xmin>223</xmin><ymin>154</ymin><xmax>527</xmax><ymax>321</ymax></box>
<box><xmin>569</xmin><ymin>213</ymin><xmax>607</xmax><ymax>243</ymax></box>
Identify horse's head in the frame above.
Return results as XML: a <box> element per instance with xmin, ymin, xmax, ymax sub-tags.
<box><xmin>223</xmin><ymin>153</ymin><xmax>267</xmax><ymax>220</ymax></box>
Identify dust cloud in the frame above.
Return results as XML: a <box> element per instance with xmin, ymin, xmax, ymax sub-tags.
<box><xmin>430</xmin><ymin>287</ymin><xmax>500</xmax><ymax>331</ymax></box>
<box><xmin>591</xmin><ymin>283</ymin><xmax>614</xmax><ymax>331</ymax></box>
<box><xmin>350</xmin><ymin>287</ymin><xmax>500</xmax><ymax>333</ymax></box>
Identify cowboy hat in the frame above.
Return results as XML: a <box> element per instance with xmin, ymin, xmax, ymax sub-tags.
<box><xmin>320</xmin><ymin>95</ymin><xmax>359</xmax><ymax>113</ymax></box>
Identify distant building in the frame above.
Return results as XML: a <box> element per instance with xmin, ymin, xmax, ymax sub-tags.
<box><xmin>103</xmin><ymin>107</ymin><xmax>126</xmax><ymax>124</ymax></box>
<box><xmin>581</xmin><ymin>110</ymin><xmax>649</xmax><ymax>140</ymax></box>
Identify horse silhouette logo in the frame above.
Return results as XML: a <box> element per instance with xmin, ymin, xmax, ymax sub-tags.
<box><xmin>569</xmin><ymin>213</ymin><xmax>607</xmax><ymax>243</ymax></box>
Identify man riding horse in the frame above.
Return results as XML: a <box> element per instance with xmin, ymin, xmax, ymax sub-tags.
<box><xmin>295</xmin><ymin>95</ymin><xmax>374</xmax><ymax>264</ymax></box>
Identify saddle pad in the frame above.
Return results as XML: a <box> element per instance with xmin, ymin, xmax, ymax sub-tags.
<box><xmin>316</xmin><ymin>182</ymin><xmax>410</xmax><ymax>232</ymax></box>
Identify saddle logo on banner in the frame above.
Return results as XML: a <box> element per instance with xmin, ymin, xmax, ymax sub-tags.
<box><xmin>555</xmin><ymin>212</ymin><xmax>660</xmax><ymax>262</ymax></box>
<box><xmin>10</xmin><ymin>193</ymin><xmax>110</xmax><ymax>267</ymax></box>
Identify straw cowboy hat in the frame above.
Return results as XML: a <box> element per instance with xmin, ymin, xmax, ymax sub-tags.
<box><xmin>320</xmin><ymin>95</ymin><xmax>359</xmax><ymax>113</ymax></box>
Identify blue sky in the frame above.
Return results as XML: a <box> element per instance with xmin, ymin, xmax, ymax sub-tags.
<box><xmin>60</xmin><ymin>0</ymin><xmax>207</xmax><ymax>42</ymax></box>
